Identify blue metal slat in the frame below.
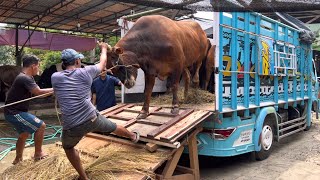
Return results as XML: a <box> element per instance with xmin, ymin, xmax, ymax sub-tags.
<box><xmin>255</xmin><ymin>15</ymin><xmax>261</xmax><ymax>107</ymax></box>
<box><xmin>300</xmin><ymin>46</ymin><xmax>305</xmax><ymax>105</ymax></box>
<box><xmin>283</xmin><ymin>26</ymin><xmax>289</xmax><ymax>109</ymax></box>
<box><xmin>231</xmin><ymin>12</ymin><xmax>238</xmax><ymax>118</ymax></box>
<box><xmin>219</xmin><ymin>12</ymin><xmax>224</xmax><ymax>112</ymax></box>
<box><xmin>274</xmin><ymin>23</ymin><xmax>279</xmax><ymax>110</ymax></box>
<box><xmin>244</xmin><ymin>12</ymin><xmax>250</xmax><ymax>117</ymax></box>
<box><xmin>293</xmin><ymin>31</ymin><xmax>298</xmax><ymax>107</ymax></box>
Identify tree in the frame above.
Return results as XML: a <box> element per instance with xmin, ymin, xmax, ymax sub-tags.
<box><xmin>0</xmin><ymin>45</ymin><xmax>16</xmax><ymax>66</ymax></box>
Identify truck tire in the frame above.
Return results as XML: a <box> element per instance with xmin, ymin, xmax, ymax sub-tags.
<box><xmin>255</xmin><ymin>119</ymin><xmax>274</xmax><ymax>161</ymax></box>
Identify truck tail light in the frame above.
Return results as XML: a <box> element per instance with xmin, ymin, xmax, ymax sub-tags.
<box><xmin>213</xmin><ymin>128</ymin><xmax>236</xmax><ymax>140</ymax></box>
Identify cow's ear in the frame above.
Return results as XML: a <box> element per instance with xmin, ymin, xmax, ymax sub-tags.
<box><xmin>114</xmin><ymin>47</ymin><xmax>123</xmax><ymax>55</ymax></box>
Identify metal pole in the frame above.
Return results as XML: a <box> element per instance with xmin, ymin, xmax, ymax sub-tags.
<box><xmin>121</xmin><ymin>8</ymin><xmax>165</xmax><ymax>19</ymax></box>
<box><xmin>15</xmin><ymin>24</ymin><xmax>21</xmax><ymax>66</ymax></box>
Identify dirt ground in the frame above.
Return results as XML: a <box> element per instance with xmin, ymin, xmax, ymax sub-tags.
<box><xmin>0</xmin><ymin>113</ymin><xmax>320</xmax><ymax>179</ymax></box>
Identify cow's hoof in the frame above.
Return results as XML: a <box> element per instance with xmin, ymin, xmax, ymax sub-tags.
<box><xmin>137</xmin><ymin>113</ymin><xmax>148</xmax><ymax>119</ymax></box>
<box><xmin>171</xmin><ymin>107</ymin><xmax>179</xmax><ymax>115</ymax></box>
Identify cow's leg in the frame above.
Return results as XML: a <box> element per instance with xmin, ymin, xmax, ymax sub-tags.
<box><xmin>192</xmin><ymin>61</ymin><xmax>203</xmax><ymax>88</ymax></box>
<box><xmin>183</xmin><ymin>68</ymin><xmax>191</xmax><ymax>102</ymax></box>
<box><xmin>137</xmin><ymin>74</ymin><xmax>155</xmax><ymax>119</ymax></box>
<box><xmin>205</xmin><ymin>68</ymin><xmax>213</xmax><ymax>90</ymax></box>
<box><xmin>171</xmin><ymin>71</ymin><xmax>182</xmax><ymax>115</ymax></box>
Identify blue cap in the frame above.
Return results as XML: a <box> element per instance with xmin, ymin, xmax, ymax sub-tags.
<box><xmin>61</xmin><ymin>49</ymin><xmax>84</xmax><ymax>63</ymax></box>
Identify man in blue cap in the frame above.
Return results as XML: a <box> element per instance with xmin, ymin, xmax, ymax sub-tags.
<box><xmin>51</xmin><ymin>42</ymin><xmax>139</xmax><ymax>180</ymax></box>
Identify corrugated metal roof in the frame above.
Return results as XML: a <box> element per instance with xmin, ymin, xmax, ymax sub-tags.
<box><xmin>0</xmin><ymin>0</ymin><xmax>193</xmax><ymax>35</ymax></box>
<box><xmin>1</xmin><ymin>0</ymin><xmax>319</xmax><ymax>36</ymax></box>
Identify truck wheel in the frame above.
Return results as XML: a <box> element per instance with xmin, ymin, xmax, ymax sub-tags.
<box><xmin>255</xmin><ymin>119</ymin><xmax>274</xmax><ymax>161</ymax></box>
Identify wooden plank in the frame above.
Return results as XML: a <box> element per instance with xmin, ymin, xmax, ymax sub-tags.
<box><xmin>188</xmin><ymin>131</ymin><xmax>200</xmax><ymax>180</ymax></box>
<box><xmin>149</xmin><ymin>111</ymin><xmax>176</xmax><ymax>117</ymax></box>
<box><xmin>104</xmin><ymin>104</ymin><xmax>134</xmax><ymax>116</ymax></box>
<box><xmin>146</xmin><ymin>143</ymin><xmax>159</xmax><ymax>152</ymax></box>
<box><xmin>147</xmin><ymin>109</ymin><xmax>194</xmax><ymax>138</ymax></box>
<box><xmin>99</xmin><ymin>104</ymin><xmax>127</xmax><ymax>115</ymax></box>
<box><xmin>169</xmin><ymin>114</ymin><xmax>211</xmax><ymax>143</ymax></box>
<box><xmin>108</xmin><ymin>118</ymin><xmax>128</xmax><ymax>126</ymax></box>
<box><xmin>123</xmin><ymin>119</ymin><xmax>137</xmax><ymax>128</ymax></box>
<box><xmin>136</xmin><ymin>119</ymin><xmax>164</xmax><ymax>126</ymax></box>
<box><xmin>85</xmin><ymin>133</ymin><xmax>146</xmax><ymax>149</ymax></box>
<box><xmin>162</xmin><ymin>145</ymin><xmax>185</xmax><ymax>178</ymax></box>
<box><xmin>145</xmin><ymin>115</ymin><xmax>172</xmax><ymax>125</ymax></box>
<box><xmin>108</xmin><ymin>114</ymin><xmax>132</xmax><ymax>121</ymax></box>
<box><xmin>139</xmin><ymin>136</ymin><xmax>180</xmax><ymax>149</ymax></box>
<box><xmin>158</xmin><ymin>111</ymin><xmax>210</xmax><ymax>142</ymax></box>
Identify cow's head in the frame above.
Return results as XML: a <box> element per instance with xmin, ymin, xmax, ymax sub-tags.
<box><xmin>107</xmin><ymin>47</ymin><xmax>140</xmax><ymax>89</ymax></box>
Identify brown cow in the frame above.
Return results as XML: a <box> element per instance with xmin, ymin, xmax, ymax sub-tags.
<box><xmin>0</xmin><ymin>65</ymin><xmax>22</xmax><ymax>101</ymax></box>
<box><xmin>107</xmin><ymin>15</ymin><xmax>211</xmax><ymax>119</ymax></box>
<box><xmin>202</xmin><ymin>44</ymin><xmax>216</xmax><ymax>91</ymax></box>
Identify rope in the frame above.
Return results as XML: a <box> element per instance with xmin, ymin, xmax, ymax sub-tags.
<box><xmin>0</xmin><ymin>92</ymin><xmax>53</xmax><ymax>109</ymax></box>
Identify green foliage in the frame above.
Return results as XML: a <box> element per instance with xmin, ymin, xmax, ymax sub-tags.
<box><xmin>24</xmin><ymin>48</ymin><xmax>61</xmax><ymax>71</ymax></box>
<box><xmin>0</xmin><ymin>45</ymin><xmax>16</xmax><ymax>66</ymax></box>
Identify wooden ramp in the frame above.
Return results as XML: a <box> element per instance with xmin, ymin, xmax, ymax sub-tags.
<box><xmin>99</xmin><ymin>104</ymin><xmax>213</xmax><ymax>148</ymax></box>
<box><xmin>57</xmin><ymin>104</ymin><xmax>213</xmax><ymax>180</ymax></box>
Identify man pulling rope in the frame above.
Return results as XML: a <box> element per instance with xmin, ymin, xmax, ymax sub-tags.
<box><xmin>3</xmin><ymin>55</ymin><xmax>53</xmax><ymax>165</ymax></box>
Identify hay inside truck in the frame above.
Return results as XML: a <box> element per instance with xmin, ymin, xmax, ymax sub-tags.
<box><xmin>196</xmin><ymin>11</ymin><xmax>319</xmax><ymax>160</ymax></box>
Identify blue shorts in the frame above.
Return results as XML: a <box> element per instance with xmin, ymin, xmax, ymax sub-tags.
<box><xmin>4</xmin><ymin>112</ymin><xmax>44</xmax><ymax>134</ymax></box>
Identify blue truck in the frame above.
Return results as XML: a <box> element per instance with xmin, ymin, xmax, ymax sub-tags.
<box><xmin>197</xmin><ymin>12</ymin><xmax>318</xmax><ymax>160</ymax></box>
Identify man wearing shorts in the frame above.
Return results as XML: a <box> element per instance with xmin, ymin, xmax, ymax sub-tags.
<box><xmin>51</xmin><ymin>42</ymin><xmax>139</xmax><ymax>180</ymax></box>
<box><xmin>4</xmin><ymin>55</ymin><xmax>53</xmax><ymax>164</ymax></box>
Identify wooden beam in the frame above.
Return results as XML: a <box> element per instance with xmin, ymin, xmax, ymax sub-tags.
<box><xmin>100</xmin><ymin>104</ymin><xmax>127</xmax><ymax>115</ymax></box>
<box><xmin>104</xmin><ymin>104</ymin><xmax>134</xmax><ymax>116</ymax></box>
<box><xmin>108</xmin><ymin>115</ymin><xmax>132</xmax><ymax>121</ymax></box>
<box><xmin>146</xmin><ymin>143</ymin><xmax>159</xmax><ymax>152</ymax></box>
<box><xmin>162</xmin><ymin>145</ymin><xmax>185</xmax><ymax>178</ymax></box>
<box><xmin>149</xmin><ymin>111</ymin><xmax>177</xmax><ymax>117</ymax></box>
<box><xmin>137</xmin><ymin>119</ymin><xmax>164</xmax><ymax>126</ymax></box>
<box><xmin>188</xmin><ymin>130</ymin><xmax>200</xmax><ymax>180</ymax></box>
<box><xmin>160</xmin><ymin>112</ymin><xmax>211</xmax><ymax>142</ymax></box>
<box><xmin>147</xmin><ymin>109</ymin><xmax>194</xmax><ymax>138</ymax></box>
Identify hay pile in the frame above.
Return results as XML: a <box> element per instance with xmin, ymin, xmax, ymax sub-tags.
<box><xmin>0</xmin><ymin>145</ymin><xmax>166</xmax><ymax>180</ymax></box>
<box><xmin>151</xmin><ymin>87</ymin><xmax>215</xmax><ymax>105</ymax></box>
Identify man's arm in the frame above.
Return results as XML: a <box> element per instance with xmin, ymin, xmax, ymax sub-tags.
<box><xmin>96</xmin><ymin>42</ymin><xmax>109</xmax><ymax>72</ymax></box>
<box><xmin>92</xmin><ymin>93</ymin><xmax>97</xmax><ymax>105</ymax></box>
<box><xmin>31</xmin><ymin>87</ymin><xmax>53</xmax><ymax>96</ymax></box>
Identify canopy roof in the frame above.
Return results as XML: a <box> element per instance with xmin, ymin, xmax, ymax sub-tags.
<box><xmin>0</xmin><ymin>0</ymin><xmax>192</xmax><ymax>35</ymax></box>
<box><xmin>1</xmin><ymin>0</ymin><xmax>320</xmax><ymax>36</ymax></box>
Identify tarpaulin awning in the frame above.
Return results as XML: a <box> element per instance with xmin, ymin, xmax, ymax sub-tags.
<box><xmin>0</xmin><ymin>29</ymin><xmax>96</xmax><ymax>51</ymax></box>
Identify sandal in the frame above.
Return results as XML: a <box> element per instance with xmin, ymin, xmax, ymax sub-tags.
<box><xmin>132</xmin><ymin>131</ymin><xmax>140</xmax><ymax>143</ymax></box>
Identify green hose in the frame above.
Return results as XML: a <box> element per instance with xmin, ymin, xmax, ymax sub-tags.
<box><xmin>0</xmin><ymin>124</ymin><xmax>62</xmax><ymax>161</ymax></box>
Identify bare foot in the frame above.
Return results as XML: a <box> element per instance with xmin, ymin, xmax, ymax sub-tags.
<box><xmin>12</xmin><ymin>158</ymin><xmax>22</xmax><ymax>165</ymax></box>
<box><xmin>33</xmin><ymin>152</ymin><xmax>49</xmax><ymax>161</ymax></box>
